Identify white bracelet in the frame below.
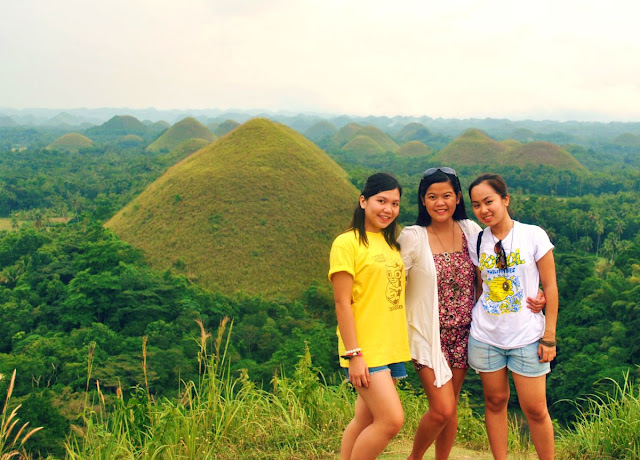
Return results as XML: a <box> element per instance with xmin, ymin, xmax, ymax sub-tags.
<box><xmin>344</xmin><ymin>347</ymin><xmax>362</xmax><ymax>355</ymax></box>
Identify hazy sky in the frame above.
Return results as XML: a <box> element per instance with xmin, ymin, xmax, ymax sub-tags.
<box><xmin>2</xmin><ymin>0</ymin><xmax>639</xmax><ymax>121</ymax></box>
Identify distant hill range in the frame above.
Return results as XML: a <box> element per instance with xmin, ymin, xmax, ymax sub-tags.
<box><xmin>433</xmin><ymin>129</ymin><xmax>584</xmax><ymax>170</ymax></box>
<box><xmin>146</xmin><ymin>117</ymin><xmax>216</xmax><ymax>152</ymax></box>
<box><xmin>106</xmin><ymin>118</ymin><xmax>358</xmax><ymax>298</ymax></box>
<box><xmin>46</xmin><ymin>133</ymin><xmax>94</xmax><ymax>152</ymax></box>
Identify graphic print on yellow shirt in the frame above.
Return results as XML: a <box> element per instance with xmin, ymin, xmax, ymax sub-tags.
<box><xmin>386</xmin><ymin>260</ymin><xmax>403</xmax><ymax>309</ymax></box>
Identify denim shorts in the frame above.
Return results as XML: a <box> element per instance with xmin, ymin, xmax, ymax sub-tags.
<box><xmin>467</xmin><ymin>336</ymin><xmax>550</xmax><ymax>378</ymax></box>
<box><xmin>344</xmin><ymin>361</ymin><xmax>408</xmax><ymax>380</ymax></box>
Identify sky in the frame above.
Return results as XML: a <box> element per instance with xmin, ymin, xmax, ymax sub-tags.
<box><xmin>2</xmin><ymin>0</ymin><xmax>640</xmax><ymax>121</ymax></box>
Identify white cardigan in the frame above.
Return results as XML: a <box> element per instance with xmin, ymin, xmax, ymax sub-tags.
<box><xmin>398</xmin><ymin>219</ymin><xmax>481</xmax><ymax>387</ymax></box>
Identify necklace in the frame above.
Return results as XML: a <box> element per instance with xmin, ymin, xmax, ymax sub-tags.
<box><xmin>431</xmin><ymin>223</ymin><xmax>461</xmax><ymax>292</ymax></box>
<box><xmin>491</xmin><ymin>222</ymin><xmax>515</xmax><ymax>279</ymax></box>
<box><xmin>430</xmin><ymin>223</ymin><xmax>455</xmax><ymax>263</ymax></box>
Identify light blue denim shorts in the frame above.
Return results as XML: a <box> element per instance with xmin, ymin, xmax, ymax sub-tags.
<box><xmin>468</xmin><ymin>336</ymin><xmax>550</xmax><ymax>378</ymax></box>
<box><xmin>344</xmin><ymin>361</ymin><xmax>407</xmax><ymax>380</ymax></box>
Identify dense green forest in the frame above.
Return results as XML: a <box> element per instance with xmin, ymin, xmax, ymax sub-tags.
<box><xmin>1</xmin><ymin>114</ymin><xmax>639</xmax><ymax>457</ymax></box>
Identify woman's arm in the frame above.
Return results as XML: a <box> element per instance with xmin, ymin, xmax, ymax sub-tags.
<box><xmin>474</xmin><ymin>266</ymin><xmax>483</xmax><ymax>302</ymax></box>
<box><xmin>536</xmin><ymin>250</ymin><xmax>558</xmax><ymax>363</ymax></box>
<box><xmin>332</xmin><ymin>271</ymin><xmax>369</xmax><ymax>387</ymax></box>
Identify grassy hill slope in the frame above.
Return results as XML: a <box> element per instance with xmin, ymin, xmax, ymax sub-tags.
<box><xmin>328</xmin><ymin>122</ymin><xmax>363</xmax><ymax>151</ymax></box>
<box><xmin>146</xmin><ymin>117</ymin><xmax>216</xmax><ymax>152</ymax></box>
<box><xmin>433</xmin><ymin>128</ymin><xmax>507</xmax><ymax>165</ymax></box>
<box><xmin>397</xmin><ymin>140</ymin><xmax>432</xmax><ymax>157</ymax></box>
<box><xmin>304</xmin><ymin>120</ymin><xmax>337</xmax><ymax>146</ymax></box>
<box><xmin>45</xmin><ymin>133</ymin><xmax>94</xmax><ymax>151</ymax></box>
<box><xmin>342</xmin><ymin>135</ymin><xmax>385</xmax><ymax>155</ymax></box>
<box><xmin>395</xmin><ymin>122</ymin><xmax>433</xmax><ymax>144</ymax></box>
<box><xmin>613</xmin><ymin>132</ymin><xmax>640</xmax><ymax>147</ymax></box>
<box><xmin>106</xmin><ymin>118</ymin><xmax>358</xmax><ymax>298</ymax></box>
<box><xmin>214</xmin><ymin>120</ymin><xmax>240</xmax><ymax>137</ymax></box>
<box><xmin>508</xmin><ymin>141</ymin><xmax>584</xmax><ymax>169</ymax></box>
<box><xmin>328</xmin><ymin>123</ymin><xmax>399</xmax><ymax>154</ymax></box>
<box><xmin>434</xmin><ymin>129</ymin><xmax>584</xmax><ymax>170</ymax></box>
<box><xmin>84</xmin><ymin>115</ymin><xmax>150</xmax><ymax>141</ymax></box>
<box><xmin>357</xmin><ymin>126</ymin><xmax>399</xmax><ymax>152</ymax></box>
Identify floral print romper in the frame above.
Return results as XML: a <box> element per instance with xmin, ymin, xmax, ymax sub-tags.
<box><xmin>432</xmin><ymin>232</ymin><xmax>476</xmax><ymax>368</ymax></box>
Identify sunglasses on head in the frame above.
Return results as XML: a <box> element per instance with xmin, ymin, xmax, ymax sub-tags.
<box><xmin>422</xmin><ymin>167</ymin><xmax>457</xmax><ymax>178</ymax></box>
<box><xmin>494</xmin><ymin>240</ymin><xmax>507</xmax><ymax>270</ymax></box>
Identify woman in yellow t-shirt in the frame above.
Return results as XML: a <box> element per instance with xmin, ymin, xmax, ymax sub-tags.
<box><xmin>329</xmin><ymin>172</ymin><xmax>411</xmax><ymax>459</ymax></box>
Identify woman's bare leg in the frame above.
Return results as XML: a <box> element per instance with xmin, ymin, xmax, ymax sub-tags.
<box><xmin>407</xmin><ymin>366</ymin><xmax>456</xmax><ymax>460</ymax></box>
<box><xmin>479</xmin><ymin>368</ymin><xmax>510</xmax><ymax>460</ymax></box>
<box><xmin>343</xmin><ymin>370</ymin><xmax>404</xmax><ymax>460</ymax></box>
<box><xmin>434</xmin><ymin>367</ymin><xmax>468</xmax><ymax>460</ymax></box>
<box><xmin>512</xmin><ymin>373</ymin><xmax>554</xmax><ymax>460</ymax></box>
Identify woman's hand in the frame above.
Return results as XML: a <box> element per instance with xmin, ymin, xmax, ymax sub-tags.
<box><xmin>538</xmin><ymin>343</ymin><xmax>556</xmax><ymax>363</ymax></box>
<box><xmin>527</xmin><ymin>288</ymin><xmax>546</xmax><ymax>313</ymax></box>
<box><xmin>348</xmin><ymin>356</ymin><xmax>370</xmax><ymax>388</ymax></box>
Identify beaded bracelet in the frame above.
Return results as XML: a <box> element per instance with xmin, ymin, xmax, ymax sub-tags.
<box><xmin>341</xmin><ymin>348</ymin><xmax>363</xmax><ymax>360</ymax></box>
<box><xmin>539</xmin><ymin>338</ymin><xmax>557</xmax><ymax>347</ymax></box>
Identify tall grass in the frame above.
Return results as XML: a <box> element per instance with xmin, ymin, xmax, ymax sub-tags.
<box><xmin>558</xmin><ymin>369</ymin><xmax>640</xmax><ymax>460</ymax></box>
<box><xmin>1</xmin><ymin>370</ymin><xmax>42</xmax><ymax>460</ymax></box>
<box><xmin>65</xmin><ymin>318</ymin><xmax>357</xmax><ymax>459</ymax></box>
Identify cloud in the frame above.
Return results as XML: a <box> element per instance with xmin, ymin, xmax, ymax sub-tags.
<box><xmin>2</xmin><ymin>0</ymin><xmax>640</xmax><ymax>120</ymax></box>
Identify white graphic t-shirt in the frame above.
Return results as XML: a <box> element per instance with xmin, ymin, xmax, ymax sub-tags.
<box><xmin>469</xmin><ymin>221</ymin><xmax>554</xmax><ymax>349</ymax></box>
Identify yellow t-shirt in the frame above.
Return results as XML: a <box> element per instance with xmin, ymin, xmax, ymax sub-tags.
<box><xmin>328</xmin><ymin>230</ymin><xmax>411</xmax><ymax>368</ymax></box>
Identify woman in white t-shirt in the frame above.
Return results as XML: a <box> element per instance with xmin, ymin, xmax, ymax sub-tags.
<box><xmin>468</xmin><ymin>173</ymin><xmax>558</xmax><ymax>460</ymax></box>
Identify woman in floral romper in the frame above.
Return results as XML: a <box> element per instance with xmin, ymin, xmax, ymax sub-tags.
<box><xmin>398</xmin><ymin>168</ymin><xmax>544</xmax><ymax>460</ymax></box>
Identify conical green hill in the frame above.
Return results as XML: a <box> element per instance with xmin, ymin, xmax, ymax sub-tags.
<box><xmin>356</xmin><ymin>126</ymin><xmax>399</xmax><ymax>153</ymax></box>
<box><xmin>88</xmin><ymin>115</ymin><xmax>148</xmax><ymax>136</ymax></box>
<box><xmin>397</xmin><ymin>140</ymin><xmax>432</xmax><ymax>157</ymax></box>
<box><xmin>395</xmin><ymin>122</ymin><xmax>433</xmax><ymax>144</ymax></box>
<box><xmin>432</xmin><ymin>128</ymin><xmax>507</xmax><ymax>165</ymax></box>
<box><xmin>106</xmin><ymin>118</ymin><xmax>358</xmax><ymax>298</ymax></box>
<box><xmin>46</xmin><ymin>133</ymin><xmax>94</xmax><ymax>152</ymax></box>
<box><xmin>507</xmin><ymin>141</ymin><xmax>585</xmax><ymax>170</ymax></box>
<box><xmin>214</xmin><ymin>119</ymin><xmax>240</xmax><ymax>137</ymax></box>
<box><xmin>328</xmin><ymin>122</ymin><xmax>363</xmax><ymax>151</ymax></box>
<box><xmin>304</xmin><ymin>121</ymin><xmax>337</xmax><ymax>144</ymax></box>
<box><xmin>613</xmin><ymin>133</ymin><xmax>640</xmax><ymax>147</ymax></box>
<box><xmin>149</xmin><ymin>120</ymin><xmax>171</xmax><ymax>136</ymax></box>
<box><xmin>328</xmin><ymin>123</ymin><xmax>398</xmax><ymax>153</ymax></box>
<box><xmin>146</xmin><ymin>117</ymin><xmax>216</xmax><ymax>152</ymax></box>
<box><xmin>342</xmin><ymin>135</ymin><xmax>385</xmax><ymax>156</ymax></box>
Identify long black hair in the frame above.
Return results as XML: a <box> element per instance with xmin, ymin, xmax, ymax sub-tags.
<box><xmin>416</xmin><ymin>168</ymin><xmax>468</xmax><ymax>226</ymax></box>
<box><xmin>350</xmin><ymin>172</ymin><xmax>402</xmax><ymax>250</ymax></box>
